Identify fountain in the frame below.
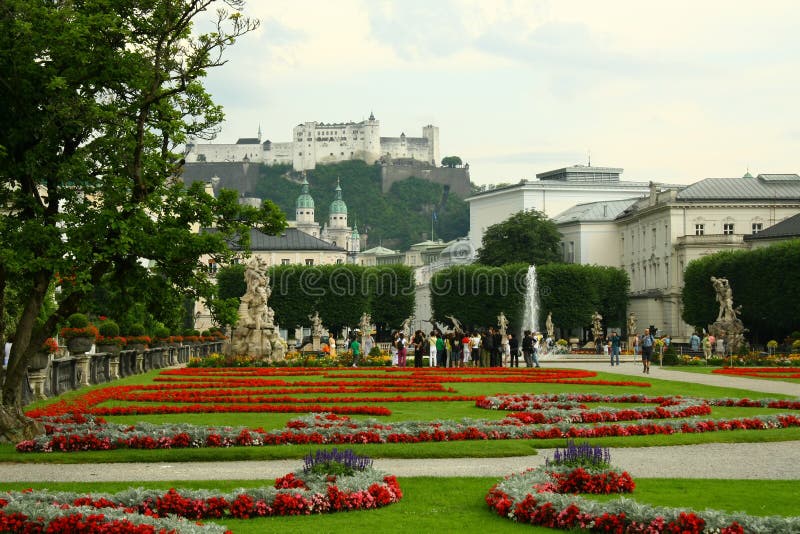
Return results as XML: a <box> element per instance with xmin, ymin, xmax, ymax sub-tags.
<box><xmin>521</xmin><ymin>265</ymin><xmax>539</xmax><ymax>337</ymax></box>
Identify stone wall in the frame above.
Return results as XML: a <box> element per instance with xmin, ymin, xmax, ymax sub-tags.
<box><xmin>381</xmin><ymin>165</ymin><xmax>471</xmax><ymax>198</ymax></box>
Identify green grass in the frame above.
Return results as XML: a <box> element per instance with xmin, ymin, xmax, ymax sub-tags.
<box><xmin>1</xmin><ymin>478</ymin><xmax>796</xmax><ymax>533</ymax></box>
<box><xmin>663</xmin><ymin>366</ymin><xmax>800</xmax><ymax>383</ymax></box>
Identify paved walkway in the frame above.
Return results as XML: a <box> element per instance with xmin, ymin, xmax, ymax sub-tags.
<box><xmin>1</xmin><ymin>362</ymin><xmax>798</xmax><ymax>483</ymax></box>
<box><xmin>553</xmin><ymin>359</ymin><xmax>800</xmax><ymax>396</ymax></box>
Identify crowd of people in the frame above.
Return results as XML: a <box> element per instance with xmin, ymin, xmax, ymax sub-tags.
<box><xmin>386</xmin><ymin>328</ymin><xmax>551</xmax><ymax>368</ymax></box>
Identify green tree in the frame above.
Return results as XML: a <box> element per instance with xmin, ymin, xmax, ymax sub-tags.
<box><xmin>682</xmin><ymin>240</ymin><xmax>800</xmax><ymax>343</ymax></box>
<box><xmin>430</xmin><ymin>264</ymin><xmax>527</xmax><ymax>332</ymax></box>
<box><xmin>367</xmin><ymin>265</ymin><xmax>415</xmax><ymax>338</ymax></box>
<box><xmin>476</xmin><ymin>210</ymin><xmax>562</xmax><ymax>267</ymax></box>
<box><xmin>0</xmin><ymin>1</ymin><xmax>285</xmax><ymax>441</ymax></box>
<box><xmin>441</xmin><ymin>156</ymin><xmax>462</xmax><ymax>168</ymax></box>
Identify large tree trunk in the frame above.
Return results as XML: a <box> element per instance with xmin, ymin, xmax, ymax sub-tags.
<box><xmin>0</xmin><ymin>404</ymin><xmax>44</xmax><ymax>444</ymax></box>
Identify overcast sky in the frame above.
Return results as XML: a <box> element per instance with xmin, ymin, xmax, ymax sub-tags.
<box><xmin>200</xmin><ymin>0</ymin><xmax>800</xmax><ymax>186</ymax></box>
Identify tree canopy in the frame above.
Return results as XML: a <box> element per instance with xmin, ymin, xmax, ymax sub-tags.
<box><xmin>0</xmin><ymin>0</ymin><xmax>285</xmax><ymax>439</ymax></box>
<box><xmin>441</xmin><ymin>156</ymin><xmax>463</xmax><ymax>168</ymax></box>
<box><xmin>476</xmin><ymin>210</ymin><xmax>562</xmax><ymax>267</ymax></box>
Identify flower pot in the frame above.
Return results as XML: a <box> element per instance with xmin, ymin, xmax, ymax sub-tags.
<box><xmin>96</xmin><ymin>343</ymin><xmax>121</xmax><ymax>355</ymax></box>
<box><xmin>128</xmin><ymin>343</ymin><xmax>147</xmax><ymax>352</ymax></box>
<box><xmin>66</xmin><ymin>336</ymin><xmax>95</xmax><ymax>355</ymax></box>
<box><xmin>28</xmin><ymin>351</ymin><xmax>51</xmax><ymax>370</ymax></box>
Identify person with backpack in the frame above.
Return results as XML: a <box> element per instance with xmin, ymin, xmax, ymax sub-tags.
<box><xmin>640</xmin><ymin>328</ymin><xmax>655</xmax><ymax>374</ymax></box>
<box><xmin>395</xmin><ymin>332</ymin><xmax>407</xmax><ymax>368</ymax></box>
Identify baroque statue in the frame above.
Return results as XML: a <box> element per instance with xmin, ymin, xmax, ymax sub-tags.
<box><xmin>231</xmin><ymin>256</ymin><xmax>285</xmax><ymax>360</ymax></box>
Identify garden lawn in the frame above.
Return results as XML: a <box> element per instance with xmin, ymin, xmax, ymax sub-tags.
<box><xmin>11</xmin><ymin>366</ymin><xmax>800</xmax><ymax>462</ymax></box>
<box><xmin>665</xmin><ymin>366</ymin><xmax>800</xmax><ymax>383</ymax></box>
<box><xmin>1</xmin><ymin>478</ymin><xmax>796</xmax><ymax>534</ymax></box>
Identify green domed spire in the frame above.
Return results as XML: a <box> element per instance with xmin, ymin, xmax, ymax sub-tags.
<box><xmin>329</xmin><ymin>177</ymin><xmax>348</xmax><ymax>214</ymax></box>
<box><xmin>296</xmin><ymin>176</ymin><xmax>315</xmax><ymax>209</ymax></box>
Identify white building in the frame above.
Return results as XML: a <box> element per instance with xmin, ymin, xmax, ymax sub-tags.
<box><xmin>185</xmin><ymin>113</ymin><xmax>439</xmax><ymax>172</ymax></box>
<box><xmin>554</xmin><ymin>173</ymin><xmax>800</xmax><ymax>342</ymax></box>
<box><xmin>465</xmin><ymin>166</ymin><xmax>652</xmax><ymax>253</ymax></box>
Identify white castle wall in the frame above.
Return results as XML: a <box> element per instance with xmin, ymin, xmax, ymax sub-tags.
<box><xmin>185</xmin><ymin>115</ymin><xmax>437</xmax><ymax>171</ymax></box>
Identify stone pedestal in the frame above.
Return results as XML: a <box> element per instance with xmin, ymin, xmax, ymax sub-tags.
<box><xmin>76</xmin><ymin>355</ymin><xmax>91</xmax><ymax>387</ymax></box>
<box><xmin>28</xmin><ymin>370</ymin><xmax>48</xmax><ymax>400</ymax></box>
<box><xmin>109</xmin><ymin>356</ymin><xmax>120</xmax><ymax>380</ymax></box>
<box><xmin>312</xmin><ymin>335</ymin><xmax>321</xmax><ymax>352</ymax></box>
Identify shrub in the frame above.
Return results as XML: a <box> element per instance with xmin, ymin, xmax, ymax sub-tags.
<box><xmin>66</xmin><ymin>313</ymin><xmax>89</xmax><ymax>328</ymax></box>
<box><xmin>154</xmin><ymin>326</ymin><xmax>171</xmax><ymax>340</ymax></box>
<box><xmin>126</xmin><ymin>323</ymin><xmax>145</xmax><ymax>336</ymax></box>
<box><xmin>368</xmin><ymin>345</ymin><xmax>382</xmax><ymax>357</ymax></box>
<box><xmin>662</xmin><ymin>344</ymin><xmax>679</xmax><ymax>365</ymax></box>
<box><xmin>97</xmin><ymin>320</ymin><xmax>120</xmax><ymax>337</ymax></box>
<box><xmin>303</xmin><ymin>448</ymin><xmax>373</xmax><ymax>476</ymax></box>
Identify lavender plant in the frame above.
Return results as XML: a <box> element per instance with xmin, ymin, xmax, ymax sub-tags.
<box><xmin>303</xmin><ymin>447</ymin><xmax>373</xmax><ymax>476</ymax></box>
<box><xmin>546</xmin><ymin>439</ymin><xmax>611</xmax><ymax>470</ymax></box>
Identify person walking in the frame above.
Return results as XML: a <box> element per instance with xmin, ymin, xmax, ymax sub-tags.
<box><xmin>350</xmin><ymin>335</ymin><xmax>361</xmax><ymax>367</ymax></box>
<box><xmin>640</xmin><ymin>328</ymin><xmax>654</xmax><ymax>374</ymax></box>
<box><xmin>609</xmin><ymin>330</ymin><xmax>621</xmax><ymax>366</ymax></box>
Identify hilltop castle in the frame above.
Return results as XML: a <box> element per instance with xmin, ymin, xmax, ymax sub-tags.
<box><xmin>185</xmin><ymin>112</ymin><xmax>439</xmax><ymax>172</ymax></box>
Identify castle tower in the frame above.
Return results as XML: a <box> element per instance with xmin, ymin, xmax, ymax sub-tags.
<box><xmin>295</xmin><ymin>175</ymin><xmax>319</xmax><ymax>238</ymax></box>
<box><xmin>422</xmin><ymin>124</ymin><xmax>440</xmax><ymax>166</ymax></box>
<box><xmin>361</xmin><ymin>111</ymin><xmax>380</xmax><ymax>164</ymax></box>
<box><xmin>329</xmin><ymin>178</ymin><xmax>348</xmax><ymax>229</ymax></box>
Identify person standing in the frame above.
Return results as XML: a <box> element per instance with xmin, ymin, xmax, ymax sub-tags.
<box><xmin>436</xmin><ymin>333</ymin><xmax>446</xmax><ymax>367</ymax></box>
<box><xmin>396</xmin><ymin>332</ymin><xmax>407</xmax><ymax>368</ymax></box>
<box><xmin>451</xmin><ymin>333</ymin><xmax>462</xmax><ymax>368</ymax></box>
<box><xmin>481</xmin><ymin>328</ymin><xmax>494</xmax><ymax>368</ymax></box>
<box><xmin>640</xmin><ymin>328</ymin><xmax>654</xmax><ymax>374</ymax></box>
<box><xmin>460</xmin><ymin>332</ymin><xmax>470</xmax><ymax>367</ymax></box>
<box><xmin>702</xmin><ymin>334</ymin><xmax>712</xmax><ymax>359</ymax></box>
<box><xmin>428</xmin><ymin>331</ymin><xmax>438</xmax><ymax>367</ymax></box>
<box><xmin>609</xmin><ymin>330</ymin><xmax>621</xmax><ymax>366</ymax></box>
<box><xmin>522</xmin><ymin>330</ymin><xmax>533</xmax><ymax>367</ymax></box>
<box><xmin>508</xmin><ymin>333</ymin><xmax>520</xmax><ymax>367</ymax></box>
<box><xmin>413</xmin><ymin>330</ymin><xmax>425</xmax><ymax>368</ymax></box>
<box><xmin>350</xmin><ymin>335</ymin><xmax>361</xmax><ymax>367</ymax></box>
<box><xmin>690</xmin><ymin>332</ymin><xmax>701</xmax><ymax>352</ymax></box>
<box><xmin>470</xmin><ymin>331</ymin><xmax>481</xmax><ymax>367</ymax></box>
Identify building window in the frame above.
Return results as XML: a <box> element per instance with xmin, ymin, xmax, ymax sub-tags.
<box><xmin>695</xmin><ymin>224</ymin><xmax>704</xmax><ymax>236</ymax></box>
<box><xmin>723</xmin><ymin>223</ymin><xmax>734</xmax><ymax>235</ymax></box>
<box><xmin>336</xmin><ymin>259</ymin><xmax>343</xmax><ymax>264</ymax></box>
<box><xmin>752</xmin><ymin>223</ymin><xmax>763</xmax><ymax>234</ymax></box>
<box><xmin>651</xmin><ymin>227</ymin><xmax>656</xmax><ymax>250</ymax></box>
<box><xmin>281</xmin><ymin>259</ymin><xmax>290</xmax><ymax>265</ymax></box>
<box><xmin>305</xmin><ymin>259</ymin><xmax>314</xmax><ymax>266</ymax></box>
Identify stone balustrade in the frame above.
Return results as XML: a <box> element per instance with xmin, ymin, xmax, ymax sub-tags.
<box><xmin>23</xmin><ymin>342</ymin><xmax>223</xmax><ymax>405</ymax></box>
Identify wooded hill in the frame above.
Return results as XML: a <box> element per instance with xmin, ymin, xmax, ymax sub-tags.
<box><xmin>253</xmin><ymin>161</ymin><xmax>469</xmax><ymax>250</ymax></box>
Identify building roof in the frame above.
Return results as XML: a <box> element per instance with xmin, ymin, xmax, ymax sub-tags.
<box><xmin>744</xmin><ymin>212</ymin><xmax>800</xmax><ymax>241</ymax></box>
<box><xmin>536</xmin><ymin>165</ymin><xmax>624</xmax><ymax>182</ymax></box>
<box><xmin>553</xmin><ymin>198</ymin><xmax>640</xmax><ymax>224</ymax></box>
<box><xmin>676</xmin><ymin>174</ymin><xmax>800</xmax><ymax>201</ymax></box>
<box><xmin>361</xmin><ymin>246</ymin><xmax>398</xmax><ymax>255</ymax></box>
<box><xmin>236</xmin><ymin>138</ymin><xmax>261</xmax><ymax>144</ymax></box>
<box><xmin>204</xmin><ymin>227</ymin><xmax>345</xmax><ymax>252</ymax></box>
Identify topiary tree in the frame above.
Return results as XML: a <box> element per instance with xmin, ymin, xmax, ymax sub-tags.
<box><xmin>476</xmin><ymin>210</ymin><xmax>562</xmax><ymax>267</ymax></box>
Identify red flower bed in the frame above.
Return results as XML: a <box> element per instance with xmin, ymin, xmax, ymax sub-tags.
<box><xmin>713</xmin><ymin>367</ymin><xmax>800</xmax><ymax>380</ymax></box>
<box><xmin>26</xmin><ymin>366</ymin><xmax>647</xmax><ymax>419</ymax></box>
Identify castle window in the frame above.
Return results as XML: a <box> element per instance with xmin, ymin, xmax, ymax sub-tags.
<box><xmin>695</xmin><ymin>224</ymin><xmax>704</xmax><ymax>236</ymax></box>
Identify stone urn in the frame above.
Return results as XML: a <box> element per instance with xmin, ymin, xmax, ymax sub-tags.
<box><xmin>28</xmin><ymin>351</ymin><xmax>51</xmax><ymax>370</ymax></box>
<box><xmin>96</xmin><ymin>343</ymin><xmax>121</xmax><ymax>355</ymax></box>
<box><xmin>127</xmin><ymin>343</ymin><xmax>147</xmax><ymax>353</ymax></box>
<box><xmin>66</xmin><ymin>336</ymin><xmax>95</xmax><ymax>355</ymax></box>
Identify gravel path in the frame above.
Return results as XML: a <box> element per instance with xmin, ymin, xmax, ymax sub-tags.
<box><xmin>1</xmin><ymin>362</ymin><xmax>798</xmax><ymax>483</ymax></box>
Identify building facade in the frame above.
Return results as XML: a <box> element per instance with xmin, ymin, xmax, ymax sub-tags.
<box><xmin>553</xmin><ymin>174</ymin><xmax>800</xmax><ymax>342</ymax></box>
<box><xmin>185</xmin><ymin>113</ymin><xmax>439</xmax><ymax>172</ymax></box>
<box><xmin>465</xmin><ymin>166</ymin><xmax>652</xmax><ymax>253</ymax></box>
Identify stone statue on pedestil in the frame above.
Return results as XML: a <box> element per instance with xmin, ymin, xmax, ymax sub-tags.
<box><xmin>231</xmin><ymin>256</ymin><xmax>285</xmax><ymax>360</ymax></box>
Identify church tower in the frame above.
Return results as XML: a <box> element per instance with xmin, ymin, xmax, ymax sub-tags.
<box><xmin>329</xmin><ymin>178</ymin><xmax>348</xmax><ymax>229</ymax></box>
<box><xmin>295</xmin><ymin>175</ymin><xmax>320</xmax><ymax>238</ymax></box>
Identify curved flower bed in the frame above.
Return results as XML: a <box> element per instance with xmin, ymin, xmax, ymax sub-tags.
<box><xmin>0</xmin><ymin>468</ymin><xmax>402</xmax><ymax>530</ymax></box>
<box><xmin>486</xmin><ymin>466</ymin><xmax>798</xmax><ymax>533</ymax></box>
<box><xmin>17</xmin><ymin>392</ymin><xmax>800</xmax><ymax>452</ymax></box>
<box><xmin>713</xmin><ymin>367</ymin><xmax>800</xmax><ymax>380</ymax></box>
<box><xmin>25</xmin><ymin>367</ymin><xmax>648</xmax><ymax>420</ymax></box>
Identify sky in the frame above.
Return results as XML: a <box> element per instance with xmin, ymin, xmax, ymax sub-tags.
<box><xmin>200</xmin><ymin>0</ymin><xmax>800</xmax><ymax>187</ymax></box>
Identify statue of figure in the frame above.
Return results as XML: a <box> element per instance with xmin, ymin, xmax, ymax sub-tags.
<box><xmin>446</xmin><ymin>315</ymin><xmax>463</xmax><ymax>332</ymax></box>
<box><xmin>592</xmin><ymin>311</ymin><xmax>603</xmax><ymax>338</ymax></box>
<box><xmin>497</xmin><ymin>312</ymin><xmax>508</xmax><ymax>337</ymax></box>
<box><xmin>401</xmin><ymin>316</ymin><xmax>413</xmax><ymax>338</ymax></box>
<box><xmin>309</xmin><ymin>311</ymin><xmax>323</xmax><ymax>338</ymax></box>
<box><xmin>711</xmin><ymin>276</ymin><xmax>736</xmax><ymax>322</ymax></box>
<box><xmin>627</xmin><ymin>312</ymin><xmax>637</xmax><ymax>335</ymax></box>
<box><xmin>359</xmin><ymin>312</ymin><xmax>372</xmax><ymax>334</ymax></box>
<box><xmin>270</xmin><ymin>334</ymin><xmax>284</xmax><ymax>360</ymax></box>
<box><xmin>545</xmin><ymin>312</ymin><xmax>554</xmax><ymax>339</ymax></box>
